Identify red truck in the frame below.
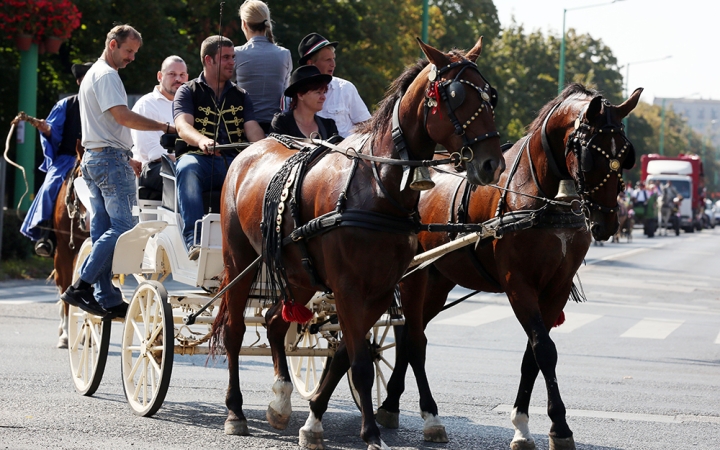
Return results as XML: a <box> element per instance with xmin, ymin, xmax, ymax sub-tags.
<box><xmin>640</xmin><ymin>153</ymin><xmax>705</xmax><ymax>233</ymax></box>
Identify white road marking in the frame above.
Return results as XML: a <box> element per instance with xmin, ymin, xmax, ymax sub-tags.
<box><xmin>553</xmin><ymin>312</ymin><xmax>601</xmax><ymax>333</ymax></box>
<box><xmin>715</xmin><ymin>331</ymin><xmax>720</xmax><ymax>345</ymax></box>
<box><xmin>493</xmin><ymin>404</ymin><xmax>720</xmax><ymax>424</ymax></box>
<box><xmin>436</xmin><ymin>305</ymin><xmax>514</xmax><ymax>327</ymax></box>
<box><xmin>620</xmin><ymin>318</ymin><xmax>684</xmax><ymax>339</ymax></box>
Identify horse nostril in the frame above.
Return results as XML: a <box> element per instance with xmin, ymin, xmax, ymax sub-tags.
<box><xmin>482</xmin><ymin>158</ymin><xmax>496</xmax><ymax>174</ymax></box>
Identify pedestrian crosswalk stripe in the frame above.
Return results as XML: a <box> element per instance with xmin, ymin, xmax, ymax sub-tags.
<box><xmin>553</xmin><ymin>312</ymin><xmax>602</xmax><ymax>333</ymax></box>
<box><xmin>436</xmin><ymin>305</ymin><xmax>514</xmax><ymax>327</ymax></box>
<box><xmin>620</xmin><ymin>318</ymin><xmax>684</xmax><ymax>339</ymax></box>
<box><xmin>715</xmin><ymin>331</ymin><xmax>720</xmax><ymax>345</ymax></box>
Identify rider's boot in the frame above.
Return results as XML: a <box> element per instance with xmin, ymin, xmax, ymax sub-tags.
<box><xmin>34</xmin><ymin>220</ymin><xmax>55</xmax><ymax>258</ymax></box>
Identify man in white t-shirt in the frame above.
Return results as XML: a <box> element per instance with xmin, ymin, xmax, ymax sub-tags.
<box><xmin>61</xmin><ymin>25</ymin><xmax>177</xmax><ymax>319</ymax></box>
<box><xmin>298</xmin><ymin>33</ymin><xmax>371</xmax><ymax>137</ymax></box>
<box><xmin>131</xmin><ymin>56</ymin><xmax>188</xmax><ymax>193</ymax></box>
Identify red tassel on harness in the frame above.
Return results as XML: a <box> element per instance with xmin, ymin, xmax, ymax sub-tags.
<box><xmin>281</xmin><ymin>299</ymin><xmax>313</xmax><ymax>324</ymax></box>
<box><xmin>553</xmin><ymin>311</ymin><xmax>565</xmax><ymax>328</ymax></box>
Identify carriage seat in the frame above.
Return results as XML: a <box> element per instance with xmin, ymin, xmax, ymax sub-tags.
<box><xmin>159</xmin><ymin>154</ymin><xmax>221</xmax><ymax>214</ymax></box>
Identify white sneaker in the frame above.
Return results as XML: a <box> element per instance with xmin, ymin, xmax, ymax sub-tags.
<box><xmin>188</xmin><ymin>245</ymin><xmax>201</xmax><ymax>261</ymax></box>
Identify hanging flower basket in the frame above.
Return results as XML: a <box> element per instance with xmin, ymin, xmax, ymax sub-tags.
<box><xmin>15</xmin><ymin>33</ymin><xmax>33</xmax><ymax>51</ymax></box>
<box><xmin>44</xmin><ymin>36</ymin><xmax>63</xmax><ymax>53</ymax></box>
<box><xmin>39</xmin><ymin>0</ymin><xmax>82</xmax><ymax>41</ymax></box>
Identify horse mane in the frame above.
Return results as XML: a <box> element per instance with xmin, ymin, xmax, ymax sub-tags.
<box><xmin>527</xmin><ymin>83</ymin><xmax>599</xmax><ymax>135</ymax></box>
<box><xmin>355</xmin><ymin>59</ymin><xmax>429</xmax><ymax>139</ymax></box>
<box><xmin>356</xmin><ymin>50</ymin><xmax>467</xmax><ymax>143</ymax></box>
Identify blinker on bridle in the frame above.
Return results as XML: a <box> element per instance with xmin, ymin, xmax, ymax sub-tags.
<box><xmin>425</xmin><ymin>60</ymin><xmax>499</xmax><ymax>165</ymax></box>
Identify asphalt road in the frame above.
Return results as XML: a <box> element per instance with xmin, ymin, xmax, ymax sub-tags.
<box><xmin>1</xmin><ymin>227</ymin><xmax>719</xmax><ymax>449</ymax></box>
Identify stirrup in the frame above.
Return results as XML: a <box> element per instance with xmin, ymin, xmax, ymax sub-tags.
<box><xmin>34</xmin><ymin>239</ymin><xmax>55</xmax><ymax>258</ymax></box>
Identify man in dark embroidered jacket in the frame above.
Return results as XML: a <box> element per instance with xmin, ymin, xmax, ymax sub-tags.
<box><xmin>173</xmin><ymin>35</ymin><xmax>264</xmax><ymax>260</ymax></box>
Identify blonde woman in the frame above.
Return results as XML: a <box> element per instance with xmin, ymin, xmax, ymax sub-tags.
<box><xmin>235</xmin><ymin>0</ymin><xmax>292</xmax><ymax>134</ymax></box>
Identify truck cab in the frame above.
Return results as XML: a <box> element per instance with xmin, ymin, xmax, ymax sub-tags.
<box><xmin>641</xmin><ymin>154</ymin><xmax>705</xmax><ymax>233</ymax></box>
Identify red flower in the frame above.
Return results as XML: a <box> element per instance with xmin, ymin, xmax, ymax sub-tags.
<box><xmin>0</xmin><ymin>0</ymin><xmax>81</xmax><ymax>42</ymax></box>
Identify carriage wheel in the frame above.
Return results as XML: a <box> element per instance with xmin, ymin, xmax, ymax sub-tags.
<box><xmin>285</xmin><ymin>317</ymin><xmax>334</xmax><ymax>400</ymax></box>
<box><xmin>348</xmin><ymin>322</ymin><xmax>398</xmax><ymax>412</ymax></box>
<box><xmin>120</xmin><ymin>280</ymin><xmax>174</xmax><ymax>417</ymax></box>
<box><xmin>67</xmin><ymin>238</ymin><xmax>110</xmax><ymax>396</ymax></box>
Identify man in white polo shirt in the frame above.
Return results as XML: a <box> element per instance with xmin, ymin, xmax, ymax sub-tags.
<box><xmin>297</xmin><ymin>32</ymin><xmax>371</xmax><ymax>138</ymax></box>
<box><xmin>131</xmin><ymin>55</ymin><xmax>188</xmax><ymax>193</ymax></box>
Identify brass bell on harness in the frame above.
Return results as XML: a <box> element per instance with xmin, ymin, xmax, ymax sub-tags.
<box><xmin>409</xmin><ymin>166</ymin><xmax>436</xmax><ymax>191</ymax></box>
<box><xmin>555</xmin><ymin>179</ymin><xmax>580</xmax><ymax>201</ymax></box>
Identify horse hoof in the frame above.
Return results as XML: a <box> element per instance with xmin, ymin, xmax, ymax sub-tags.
<box><xmin>375</xmin><ymin>408</ymin><xmax>399</xmax><ymax>429</ymax></box>
<box><xmin>510</xmin><ymin>438</ymin><xmax>537</xmax><ymax>450</ymax></box>
<box><xmin>424</xmin><ymin>425</ymin><xmax>448</xmax><ymax>443</ymax></box>
<box><xmin>299</xmin><ymin>429</ymin><xmax>324</xmax><ymax>449</ymax></box>
<box><xmin>548</xmin><ymin>435</ymin><xmax>575</xmax><ymax>450</ymax></box>
<box><xmin>266</xmin><ymin>405</ymin><xmax>290</xmax><ymax>430</ymax></box>
<box><xmin>57</xmin><ymin>337</ymin><xmax>68</xmax><ymax>349</ymax></box>
<box><xmin>224</xmin><ymin>419</ymin><xmax>249</xmax><ymax>436</ymax></box>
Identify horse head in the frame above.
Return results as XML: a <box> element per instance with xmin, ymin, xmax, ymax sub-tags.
<box><xmin>542</xmin><ymin>85</ymin><xmax>642</xmax><ymax>241</ymax></box>
<box><xmin>405</xmin><ymin>37</ymin><xmax>505</xmax><ymax>186</ymax></box>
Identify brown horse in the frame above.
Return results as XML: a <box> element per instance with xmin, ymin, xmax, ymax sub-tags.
<box><xmin>54</xmin><ymin>147</ymin><xmax>88</xmax><ymax>348</ymax></box>
<box><xmin>375</xmin><ymin>84</ymin><xmax>642</xmax><ymax>450</ymax></box>
<box><xmin>210</xmin><ymin>38</ymin><xmax>505</xmax><ymax>449</ymax></box>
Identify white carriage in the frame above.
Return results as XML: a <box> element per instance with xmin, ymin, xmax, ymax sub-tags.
<box><xmin>66</xmin><ymin>154</ymin><xmax>401</xmax><ymax>417</ymax></box>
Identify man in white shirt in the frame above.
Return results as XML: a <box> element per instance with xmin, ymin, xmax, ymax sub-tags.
<box><xmin>298</xmin><ymin>33</ymin><xmax>371</xmax><ymax>138</ymax></box>
<box><xmin>131</xmin><ymin>56</ymin><xmax>188</xmax><ymax>193</ymax></box>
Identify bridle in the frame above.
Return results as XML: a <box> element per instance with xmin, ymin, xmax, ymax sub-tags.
<box><xmin>423</xmin><ymin>60</ymin><xmax>499</xmax><ymax>164</ymax></box>
<box><xmin>391</xmin><ymin>58</ymin><xmax>500</xmax><ymax>192</ymax></box>
<box><xmin>541</xmin><ymin>98</ymin><xmax>635</xmax><ymax>215</ymax></box>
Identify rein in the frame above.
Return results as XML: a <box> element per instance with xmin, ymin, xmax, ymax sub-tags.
<box><xmin>64</xmin><ymin>159</ymin><xmax>84</xmax><ymax>250</ymax></box>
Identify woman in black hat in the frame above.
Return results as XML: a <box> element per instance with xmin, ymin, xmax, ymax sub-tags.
<box><xmin>270</xmin><ymin>65</ymin><xmax>339</xmax><ymax>140</ymax></box>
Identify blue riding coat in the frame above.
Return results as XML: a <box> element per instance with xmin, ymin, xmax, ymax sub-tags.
<box><xmin>20</xmin><ymin>96</ymin><xmax>80</xmax><ymax>241</ymax></box>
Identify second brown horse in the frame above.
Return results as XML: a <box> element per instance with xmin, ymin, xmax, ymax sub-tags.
<box><xmin>376</xmin><ymin>84</ymin><xmax>642</xmax><ymax>450</ymax></box>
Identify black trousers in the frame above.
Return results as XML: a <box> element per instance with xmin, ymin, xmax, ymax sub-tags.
<box><xmin>139</xmin><ymin>159</ymin><xmax>163</xmax><ymax>193</ymax></box>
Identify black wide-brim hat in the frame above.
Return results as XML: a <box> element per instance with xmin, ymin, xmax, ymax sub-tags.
<box><xmin>71</xmin><ymin>62</ymin><xmax>94</xmax><ymax>80</ymax></box>
<box><xmin>284</xmin><ymin>65</ymin><xmax>332</xmax><ymax>98</ymax></box>
<box><xmin>298</xmin><ymin>32</ymin><xmax>338</xmax><ymax>65</ymax></box>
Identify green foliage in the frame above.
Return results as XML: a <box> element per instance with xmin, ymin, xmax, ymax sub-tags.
<box><xmin>485</xmin><ymin>21</ymin><xmax>624</xmax><ymax>143</ymax></box>
<box><xmin>8</xmin><ymin>0</ymin><xmax>707</xmax><ymax>203</ymax></box>
<box><xmin>1</xmin><ymin>210</ymin><xmax>33</xmax><ymax>261</ymax></box>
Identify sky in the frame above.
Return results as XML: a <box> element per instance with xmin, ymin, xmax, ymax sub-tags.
<box><xmin>494</xmin><ymin>0</ymin><xmax>713</xmax><ymax>105</ymax></box>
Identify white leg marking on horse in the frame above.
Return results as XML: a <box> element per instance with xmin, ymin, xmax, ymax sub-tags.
<box><xmin>511</xmin><ymin>407</ymin><xmax>534</xmax><ymax>444</ymax></box>
<box><xmin>269</xmin><ymin>377</ymin><xmax>293</xmax><ymax>417</ymax></box>
<box><xmin>301</xmin><ymin>411</ymin><xmax>324</xmax><ymax>434</ymax></box>
<box><xmin>421</xmin><ymin>411</ymin><xmax>444</xmax><ymax>430</ymax></box>
<box><xmin>375</xmin><ymin>439</ymin><xmax>391</xmax><ymax>450</ymax></box>
<box><xmin>57</xmin><ymin>301</ymin><xmax>69</xmax><ymax>349</ymax></box>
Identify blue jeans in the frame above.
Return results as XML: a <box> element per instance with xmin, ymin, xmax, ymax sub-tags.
<box><xmin>176</xmin><ymin>153</ymin><xmax>234</xmax><ymax>249</ymax></box>
<box><xmin>79</xmin><ymin>148</ymin><xmax>138</xmax><ymax>308</ymax></box>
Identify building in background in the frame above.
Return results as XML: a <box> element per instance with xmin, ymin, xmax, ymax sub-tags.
<box><xmin>654</xmin><ymin>97</ymin><xmax>720</xmax><ymax>148</ymax></box>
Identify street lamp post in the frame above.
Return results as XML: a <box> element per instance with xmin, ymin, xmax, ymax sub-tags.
<box><xmin>558</xmin><ymin>0</ymin><xmax>625</xmax><ymax>95</ymax></box>
<box><xmin>622</xmin><ymin>55</ymin><xmax>672</xmax><ymax>131</ymax></box>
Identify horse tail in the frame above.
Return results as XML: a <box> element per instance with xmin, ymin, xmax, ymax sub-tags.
<box><xmin>208</xmin><ymin>269</ymin><xmax>230</xmax><ymax>361</ymax></box>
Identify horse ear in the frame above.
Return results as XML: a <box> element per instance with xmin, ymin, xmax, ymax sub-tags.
<box><xmin>465</xmin><ymin>36</ymin><xmax>484</xmax><ymax>62</ymax></box>
<box><xmin>416</xmin><ymin>37</ymin><xmax>450</xmax><ymax>66</ymax></box>
<box><xmin>584</xmin><ymin>96</ymin><xmax>603</xmax><ymax>121</ymax></box>
<box><xmin>616</xmin><ymin>87</ymin><xmax>644</xmax><ymax>120</ymax></box>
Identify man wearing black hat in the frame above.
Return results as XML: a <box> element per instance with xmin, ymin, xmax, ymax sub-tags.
<box><xmin>297</xmin><ymin>32</ymin><xmax>370</xmax><ymax>138</ymax></box>
<box><xmin>20</xmin><ymin>61</ymin><xmax>93</xmax><ymax>257</ymax></box>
